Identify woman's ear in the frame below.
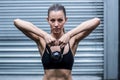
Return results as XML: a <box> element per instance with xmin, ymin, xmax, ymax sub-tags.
<box><xmin>64</xmin><ymin>17</ymin><xmax>68</xmax><ymax>23</ymax></box>
<box><xmin>46</xmin><ymin>17</ymin><xmax>49</xmax><ymax>22</ymax></box>
<box><xmin>65</xmin><ymin>17</ymin><xmax>68</xmax><ymax>22</ymax></box>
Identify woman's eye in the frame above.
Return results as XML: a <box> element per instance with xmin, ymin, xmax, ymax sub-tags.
<box><xmin>50</xmin><ymin>19</ymin><xmax>55</xmax><ymax>22</ymax></box>
<box><xmin>58</xmin><ymin>19</ymin><xmax>63</xmax><ymax>22</ymax></box>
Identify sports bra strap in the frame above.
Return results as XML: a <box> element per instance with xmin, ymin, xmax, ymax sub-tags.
<box><xmin>60</xmin><ymin>46</ymin><xmax>64</xmax><ymax>54</ymax></box>
<box><xmin>46</xmin><ymin>45</ymin><xmax>52</xmax><ymax>54</ymax></box>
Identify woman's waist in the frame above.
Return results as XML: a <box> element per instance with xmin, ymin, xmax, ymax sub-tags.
<box><xmin>43</xmin><ymin>69</ymin><xmax>72</xmax><ymax>80</ymax></box>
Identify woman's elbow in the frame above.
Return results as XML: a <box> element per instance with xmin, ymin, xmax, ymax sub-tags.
<box><xmin>94</xmin><ymin>17</ymin><xmax>100</xmax><ymax>25</ymax></box>
<box><xmin>14</xmin><ymin>19</ymin><xmax>20</xmax><ymax>26</ymax></box>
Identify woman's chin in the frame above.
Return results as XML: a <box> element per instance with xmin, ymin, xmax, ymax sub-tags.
<box><xmin>54</xmin><ymin>32</ymin><xmax>60</xmax><ymax>34</ymax></box>
<box><xmin>53</xmin><ymin>31</ymin><xmax>60</xmax><ymax>34</ymax></box>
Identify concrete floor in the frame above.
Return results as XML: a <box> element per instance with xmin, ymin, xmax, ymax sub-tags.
<box><xmin>0</xmin><ymin>75</ymin><xmax>102</xmax><ymax>80</ymax></box>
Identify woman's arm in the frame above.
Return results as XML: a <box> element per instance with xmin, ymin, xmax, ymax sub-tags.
<box><xmin>59</xmin><ymin>18</ymin><xmax>100</xmax><ymax>47</ymax></box>
<box><xmin>14</xmin><ymin>19</ymin><xmax>55</xmax><ymax>43</ymax></box>
<box><xmin>67</xmin><ymin>18</ymin><xmax>100</xmax><ymax>40</ymax></box>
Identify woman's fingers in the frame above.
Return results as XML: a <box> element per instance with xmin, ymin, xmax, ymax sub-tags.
<box><xmin>60</xmin><ymin>42</ymin><xmax>66</xmax><ymax>48</ymax></box>
<box><xmin>50</xmin><ymin>39</ymin><xmax>56</xmax><ymax>46</ymax></box>
<box><xmin>45</xmin><ymin>34</ymin><xmax>56</xmax><ymax>46</ymax></box>
<box><xmin>49</xmin><ymin>37</ymin><xmax>56</xmax><ymax>46</ymax></box>
<box><xmin>59</xmin><ymin>34</ymin><xmax>70</xmax><ymax>48</ymax></box>
<box><xmin>45</xmin><ymin>33</ymin><xmax>71</xmax><ymax>47</ymax></box>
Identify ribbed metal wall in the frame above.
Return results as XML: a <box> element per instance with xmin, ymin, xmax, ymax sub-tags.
<box><xmin>0</xmin><ymin>0</ymin><xmax>104</xmax><ymax>77</ymax></box>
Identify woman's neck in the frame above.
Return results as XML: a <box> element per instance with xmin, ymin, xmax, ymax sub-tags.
<box><xmin>51</xmin><ymin>32</ymin><xmax>64</xmax><ymax>39</ymax></box>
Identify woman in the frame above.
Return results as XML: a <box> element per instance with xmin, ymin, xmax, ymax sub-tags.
<box><xmin>14</xmin><ymin>4</ymin><xmax>100</xmax><ymax>80</ymax></box>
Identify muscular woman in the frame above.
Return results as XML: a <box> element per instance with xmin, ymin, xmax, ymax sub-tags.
<box><xmin>14</xmin><ymin>4</ymin><xmax>100</xmax><ymax>80</ymax></box>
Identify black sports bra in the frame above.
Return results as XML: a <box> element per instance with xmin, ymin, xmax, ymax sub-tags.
<box><xmin>41</xmin><ymin>43</ymin><xmax>74</xmax><ymax>70</ymax></box>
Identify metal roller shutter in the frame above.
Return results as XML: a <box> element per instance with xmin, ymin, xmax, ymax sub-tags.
<box><xmin>0</xmin><ymin>0</ymin><xmax>104</xmax><ymax>77</ymax></box>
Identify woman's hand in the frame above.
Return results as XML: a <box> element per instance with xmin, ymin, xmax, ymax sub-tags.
<box><xmin>44</xmin><ymin>33</ymin><xmax>71</xmax><ymax>48</ymax></box>
<box><xmin>59</xmin><ymin>33</ymin><xmax>71</xmax><ymax>48</ymax></box>
<box><xmin>44</xmin><ymin>33</ymin><xmax>56</xmax><ymax>46</ymax></box>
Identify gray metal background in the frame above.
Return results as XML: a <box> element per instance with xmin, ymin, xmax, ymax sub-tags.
<box><xmin>0</xmin><ymin>0</ymin><xmax>104</xmax><ymax>78</ymax></box>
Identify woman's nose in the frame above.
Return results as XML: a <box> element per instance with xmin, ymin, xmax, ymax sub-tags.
<box><xmin>55</xmin><ymin>21</ymin><xmax>58</xmax><ymax>27</ymax></box>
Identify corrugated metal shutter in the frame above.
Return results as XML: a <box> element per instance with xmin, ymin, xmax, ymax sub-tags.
<box><xmin>0</xmin><ymin>0</ymin><xmax>104</xmax><ymax>77</ymax></box>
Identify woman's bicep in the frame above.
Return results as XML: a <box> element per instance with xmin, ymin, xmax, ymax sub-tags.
<box><xmin>73</xmin><ymin>18</ymin><xmax>100</xmax><ymax>42</ymax></box>
<box><xmin>14</xmin><ymin>19</ymin><xmax>40</xmax><ymax>42</ymax></box>
<box><xmin>23</xmin><ymin>31</ymin><xmax>39</xmax><ymax>42</ymax></box>
<box><xmin>17</xmin><ymin>27</ymin><xmax>39</xmax><ymax>42</ymax></box>
<box><xmin>74</xmin><ymin>30</ymin><xmax>93</xmax><ymax>42</ymax></box>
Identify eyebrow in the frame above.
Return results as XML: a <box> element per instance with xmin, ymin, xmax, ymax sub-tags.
<box><xmin>49</xmin><ymin>17</ymin><xmax>64</xmax><ymax>19</ymax></box>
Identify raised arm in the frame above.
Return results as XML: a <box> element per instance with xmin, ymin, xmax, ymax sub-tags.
<box><xmin>67</xmin><ymin>18</ymin><xmax>100</xmax><ymax>41</ymax></box>
<box><xmin>14</xmin><ymin>19</ymin><xmax>55</xmax><ymax>43</ymax></box>
<box><xmin>59</xmin><ymin>18</ymin><xmax>100</xmax><ymax>47</ymax></box>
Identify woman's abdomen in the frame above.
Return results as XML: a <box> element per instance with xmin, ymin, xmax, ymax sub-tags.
<box><xmin>43</xmin><ymin>69</ymin><xmax>72</xmax><ymax>80</ymax></box>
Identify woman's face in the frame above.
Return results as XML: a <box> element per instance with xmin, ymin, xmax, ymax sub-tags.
<box><xmin>47</xmin><ymin>10</ymin><xmax>67</xmax><ymax>34</ymax></box>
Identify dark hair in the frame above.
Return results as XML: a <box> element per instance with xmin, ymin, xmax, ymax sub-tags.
<box><xmin>48</xmin><ymin>3</ymin><xmax>66</xmax><ymax>17</ymax></box>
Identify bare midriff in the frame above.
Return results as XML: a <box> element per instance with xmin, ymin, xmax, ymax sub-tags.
<box><xmin>42</xmin><ymin>69</ymin><xmax>72</xmax><ymax>80</ymax></box>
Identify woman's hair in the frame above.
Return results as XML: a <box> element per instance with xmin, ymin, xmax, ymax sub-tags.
<box><xmin>48</xmin><ymin>4</ymin><xmax>66</xmax><ymax>33</ymax></box>
<box><xmin>48</xmin><ymin>3</ymin><xmax>66</xmax><ymax>18</ymax></box>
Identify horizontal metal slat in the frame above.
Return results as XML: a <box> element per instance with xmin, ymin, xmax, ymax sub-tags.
<box><xmin>0</xmin><ymin>6</ymin><xmax>103</xmax><ymax>9</ymax></box>
<box><xmin>0</xmin><ymin>53</ymin><xmax>103</xmax><ymax>58</ymax></box>
<box><xmin>0</xmin><ymin>48</ymin><xmax>103</xmax><ymax>52</ymax></box>
<box><xmin>0</xmin><ymin>9</ymin><xmax>103</xmax><ymax>13</ymax></box>
<box><xmin>0</xmin><ymin>0</ymin><xmax>103</xmax><ymax>3</ymax></box>
<box><xmin>0</xmin><ymin>4</ymin><xmax>103</xmax><ymax>7</ymax></box>
<box><xmin>0</xmin><ymin>41</ymin><xmax>103</xmax><ymax>46</ymax></box>
<box><xmin>0</xmin><ymin>72</ymin><xmax>43</xmax><ymax>75</ymax></box>
<box><xmin>0</xmin><ymin>15</ymin><xmax>103</xmax><ymax>19</ymax></box>
<box><xmin>0</xmin><ymin>13</ymin><xmax>103</xmax><ymax>16</ymax></box>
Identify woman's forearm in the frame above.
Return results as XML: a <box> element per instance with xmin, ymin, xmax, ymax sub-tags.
<box><xmin>67</xmin><ymin>18</ymin><xmax>100</xmax><ymax>38</ymax></box>
<box><xmin>14</xmin><ymin>19</ymin><xmax>48</xmax><ymax>39</ymax></box>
